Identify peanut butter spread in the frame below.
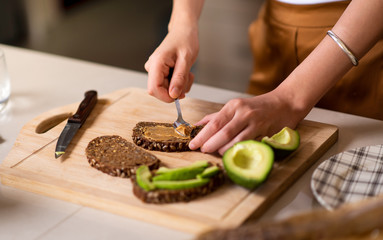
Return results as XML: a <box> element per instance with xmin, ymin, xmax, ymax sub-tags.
<box><xmin>143</xmin><ymin>125</ymin><xmax>190</xmax><ymax>141</ymax></box>
<box><xmin>176</xmin><ymin>124</ymin><xmax>193</xmax><ymax>137</ymax></box>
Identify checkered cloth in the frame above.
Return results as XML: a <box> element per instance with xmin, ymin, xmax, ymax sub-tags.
<box><xmin>311</xmin><ymin>144</ymin><xmax>383</xmax><ymax>210</ymax></box>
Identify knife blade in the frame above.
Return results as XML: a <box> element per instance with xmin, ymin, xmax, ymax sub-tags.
<box><xmin>55</xmin><ymin>90</ymin><xmax>98</xmax><ymax>158</ymax></box>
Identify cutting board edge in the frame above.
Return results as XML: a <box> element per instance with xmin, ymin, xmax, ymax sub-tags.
<box><xmin>0</xmin><ymin>166</ymin><xmax>224</xmax><ymax>235</ymax></box>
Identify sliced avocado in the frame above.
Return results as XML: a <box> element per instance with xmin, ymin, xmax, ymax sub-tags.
<box><xmin>136</xmin><ymin>165</ymin><xmax>156</xmax><ymax>191</ymax></box>
<box><xmin>262</xmin><ymin>127</ymin><xmax>300</xmax><ymax>159</ymax></box>
<box><xmin>155</xmin><ymin>166</ymin><xmax>170</xmax><ymax>175</ymax></box>
<box><xmin>153</xmin><ymin>160</ymin><xmax>209</xmax><ymax>181</ymax></box>
<box><xmin>152</xmin><ymin>167</ymin><xmax>205</xmax><ymax>181</ymax></box>
<box><xmin>153</xmin><ymin>178</ymin><xmax>210</xmax><ymax>190</ymax></box>
<box><xmin>262</xmin><ymin>127</ymin><xmax>300</xmax><ymax>150</ymax></box>
<box><xmin>197</xmin><ymin>166</ymin><xmax>220</xmax><ymax>178</ymax></box>
<box><xmin>223</xmin><ymin>140</ymin><xmax>274</xmax><ymax>189</ymax></box>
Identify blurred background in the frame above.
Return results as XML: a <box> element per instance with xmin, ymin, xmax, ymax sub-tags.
<box><xmin>0</xmin><ymin>0</ymin><xmax>263</xmax><ymax>93</ymax></box>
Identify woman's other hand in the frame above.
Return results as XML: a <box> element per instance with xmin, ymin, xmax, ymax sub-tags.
<box><xmin>189</xmin><ymin>89</ymin><xmax>307</xmax><ymax>155</ymax></box>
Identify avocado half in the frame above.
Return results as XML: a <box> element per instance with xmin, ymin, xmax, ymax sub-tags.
<box><xmin>223</xmin><ymin>140</ymin><xmax>274</xmax><ymax>189</ymax></box>
<box><xmin>262</xmin><ymin>127</ymin><xmax>300</xmax><ymax>159</ymax></box>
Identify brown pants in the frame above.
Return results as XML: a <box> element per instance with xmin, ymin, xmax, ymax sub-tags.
<box><xmin>248</xmin><ymin>0</ymin><xmax>383</xmax><ymax>120</ymax></box>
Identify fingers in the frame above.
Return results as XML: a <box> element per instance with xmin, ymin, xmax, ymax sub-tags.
<box><xmin>194</xmin><ymin>112</ymin><xmax>217</xmax><ymax>126</ymax></box>
<box><xmin>189</xmin><ymin>109</ymin><xmax>231</xmax><ymax>152</ymax></box>
<box><xmin>185</xmin><ymin>72</ymin><xmax>194</xmax><ymax>94</ymax></box>
<box><xmin>193</xmin><ymin>109</ymin><xmax>257</xmax><ymax>153</ymax></box>
<box><xmin>169</xmin><ymin>59</ymin><xmax>194</xmax><ymax>99</ymax></box>
<box><xmin>217</xmin><ymin>127</ymin><xmax>259</xmax><ymax>155</ymax></box>
<box><xmin>189</xmin><ymin>106</ymin><xmax>246</xmax><ymax>152</ymax></box>
<box><xmin>146</xmin><ymin>63</ymin><xmax>173</xmax><ymax>103</ymax></box>
<box><xmin>189</xmin><ymin>98</ymin><xmax>263</xmax><ymax>155</ymax></box>
<box><xmin>146</xmin><ymin>58</ymin><xmax>194</xmax><ymax>102</ymax></box>
<box><xmin>145</xmin><ymin>27</ymin><xmax>199</xmax><ymax>103</ymax></box>
<box><xmin>174</xmin><ymin>72</ymin><xmax>194</xmax><ymax>99</ymax></box>
<box><xmin>190</xmin><ymin>115</ymin><xmax>258</xmax><ymax>155</ymax></box>
<box><xmin>200</xmin><ymin>118</ymin><xmax>247</xmax><ymax>153</ymax></box>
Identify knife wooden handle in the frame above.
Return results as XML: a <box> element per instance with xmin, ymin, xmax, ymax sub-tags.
<box><xmin>68</xmin><ymin>90</ymin><xmax>98</xmax><ymax>125</ymax></box>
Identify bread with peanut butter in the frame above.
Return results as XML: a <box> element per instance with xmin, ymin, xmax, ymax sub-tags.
<box><xmin>86</xmin><ymin>135</ymin><xmax>160</xmax><ymax>178</ymax></box>
<box><xmin>132</xmin><ymin>122</ymin><xmax>203</xmax><ymax>152</ymax></box>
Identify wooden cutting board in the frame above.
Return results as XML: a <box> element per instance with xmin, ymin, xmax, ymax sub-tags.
<box><xmin>0</xmin><ymin>88</ymin><xmax>338</xmax><ymax>234</ymax></box>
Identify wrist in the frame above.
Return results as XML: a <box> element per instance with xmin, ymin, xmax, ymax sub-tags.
<box><xmin>273</xmin><ymin>34</ymin><xmax>354</xmax><ymax>122</ymax></box>
<box><xmin>272</xmin><ymin>77</ymin><xmax>313</xmax><ymax>123</ymax></box>
<box><xmin>168</xmin><ymin>15</ymin><xmax>199</xmax><ymax>33</ymax></box>
<box><xmin>168</xmin><ymin>0</ymin><xmax>204</xmax><ymax>32</ymax></box>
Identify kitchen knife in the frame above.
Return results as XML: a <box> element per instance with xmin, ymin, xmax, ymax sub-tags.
<box><xmin>55</xmin><ymin>90</ymin><xmax>98</xmax><ymax>158</ymax></box>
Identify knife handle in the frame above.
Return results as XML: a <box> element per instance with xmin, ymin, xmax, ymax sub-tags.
<box><xmin>68</xmin><ymin>90</ymin><xmax>98</xmax><ymax>126</ymax></box>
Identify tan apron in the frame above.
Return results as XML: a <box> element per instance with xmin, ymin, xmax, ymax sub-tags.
<box><xmin>248</xmin><ymin>0</ymin><xmax>383</xmax><ymax>120</ymax></box>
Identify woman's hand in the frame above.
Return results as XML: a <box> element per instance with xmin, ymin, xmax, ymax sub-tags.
<box><xmin>144</xmin><ymin>0</ymin><xmax>204</xmax><ymax>103</ymax></box>
<box><xmin>189</xmin><ymin>89</ymin><xmax>306</xmax><ymax>155</ymax></box>
<box><xmin>144</xmin><ymin>27</ymin><xmax>199</xmax><ymax>102</ymax></box>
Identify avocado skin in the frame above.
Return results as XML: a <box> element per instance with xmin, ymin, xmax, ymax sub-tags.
<box><xmin>225</xmin><ymin>169</ymin><xmax>263</xmax><ymax>189</ymax></box>
<box><xmin>198</xmin><ymin>166</ymin><xmax>220</xmax><ymax>178</ymax></box>
<box><xmin>136</xmin><ymin>165</ymin><xmax>156</xmax><ymax>191</ymax></box>
<box><xmin>272</xmin><ymin>149</ymin><xmax>295</xmax><ymax>161</ymax></box>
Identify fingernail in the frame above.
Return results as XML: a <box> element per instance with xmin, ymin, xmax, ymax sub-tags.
<box><xmin>170</xmin><ymin>87</ymin><xmax>180</xmax><ymax>99</ymax></box>
<box><xmin>189</xmin><ymin>141</ymin><xmax>196</xmax><ymax>150</ymax></box>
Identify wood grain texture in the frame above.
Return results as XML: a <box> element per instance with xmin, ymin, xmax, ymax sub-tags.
<box><xmin>0</xmin><ymin>88</ymin><xmax>338</xmax><ymax>234</ymax></box>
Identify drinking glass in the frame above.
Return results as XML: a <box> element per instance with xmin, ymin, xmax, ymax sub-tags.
<box><xmin>0</xmin><ymin>49</ymin><xmax>11</xmax><ymax>112</ymax></box>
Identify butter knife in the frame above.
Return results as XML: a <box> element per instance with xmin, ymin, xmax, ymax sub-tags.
<box><xmin>55</xmin><ymin>90</ymin><xmax>98</xmax><ymax>158</ymax></box>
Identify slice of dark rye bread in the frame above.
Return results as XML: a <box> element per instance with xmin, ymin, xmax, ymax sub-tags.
<box><xmin>131</xmin><ymin>167</ymin><xmax>226</xmax><ymax>204</ymax></box>
<box><xmin>85</xmin><ymin>135</ymin><xmax>160</xmax><ymax>178</ymax></box>
<box><xmin>132</xmin><ymin>122</ymin><xmax>203</xmax><ymax>152</ymax></box>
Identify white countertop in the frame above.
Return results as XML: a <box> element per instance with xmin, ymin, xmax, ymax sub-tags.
<box><xmin>1</xmin><ymin>44</ymin><xmax>383</xmax><ymax>240</ymax></box>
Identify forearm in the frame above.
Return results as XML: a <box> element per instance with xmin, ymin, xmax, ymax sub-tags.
<box><xmin>333</xmin><ymin>0</ymin><xmax>383</xmax><ymax>59</ymax></box>
<box><xmin>168</xmin><ymin>0</ymin><xmax>205</xmax><ymax>32</ymax></box>
<box><xmin>276</xmin><ymin>0</ymin><xmax>383</xmax><ymax>118</ymax></box>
